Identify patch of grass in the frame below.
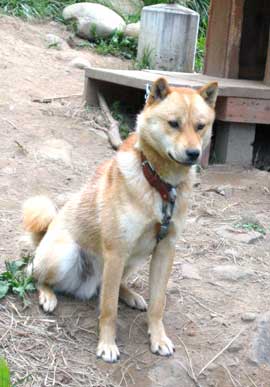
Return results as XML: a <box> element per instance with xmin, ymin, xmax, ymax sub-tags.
<box><xmin>0</xmin><ymin>358</ymin><xmax>10</xmax><ymax>387</ymax></box>
<box><xmin>110</xmin><ymin>101</ymin><xmax>132</xmax><ymax>139</ymax></box>
<box><xmin>0</xmin><ymin>256</ymin><xmax>36</xmax><ymax>306</ymax></box>
<box><xmin>134</xmin><ymin>45</ymin><xmax>154</xmax><ymax>69</ymax></box>
<box><xmin>234</xmin><ymin>220</ymin><xmax>266</xmax><ymax>235</ymax></box>
<box><xmin>93</xmin><ymin>29</ymin><xmax>138</xmax><ymax>60</ymax></box>
<box><xmin>0</xmin><ymin>357</ymin><xmax>31</xmax><ymax>387</ymax></box>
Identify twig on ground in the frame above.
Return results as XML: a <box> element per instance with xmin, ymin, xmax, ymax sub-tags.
<box><xmin>32</xmin><ymin>94</ymin><xmax>82</xmax><ymax>103</ymax></box>
<box><xmin>223</xmin><ymin>364</ymin><xmax>242</xmax><ymax>387</ymax></box>
<box><xmin>97</xmin><ymin>92</ymin><xmax>122</xmax><ymax>150</ymax></box>
<box><xmin>0</xmin><ymin>117</ymin><xmax>19</xmax><ymax>130</ymax></box>
<box><xmin>188</xmin><ymin>294</ymin><xmax>223</xmax><ymax>317</ymax></box>
<box><xmin>177</xmin><ymin>335</ymin><xmax>202</xmax><ymax>387</ymax></box>
<box><xmin>198</xmin><ymin>328</ymin><xmax>246</xmax><ymax>376</ymax></box>
<box><xmin>244</xmin><ymin>373</ymin><xmax>259</xmax><ymax>387</ymax></box>
<box><xmin>14</xmin><ymin>140</ymin><xmax>28</xmax><ymax>155</ymax></box>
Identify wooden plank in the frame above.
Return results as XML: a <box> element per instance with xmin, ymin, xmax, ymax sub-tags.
<box><xmin>216</xmin><ymin>97</ymin><xmax>270</xmax><ymax>124</ymax></box>
<box><xmin>85</xmin><ymin>68</ymin><xmax>270</xmax><ymax>99</ymax></box>
<box><xmin>204</xmin><ymin>0</ymin><xmax>244</xmax><ymax>78</ymax></box>
<box><xmin>264</xmin><ymin>27</ymin><xmax>270</xmax><ymax>85</ymax></box>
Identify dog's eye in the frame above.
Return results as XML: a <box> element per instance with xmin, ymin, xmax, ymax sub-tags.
<box><xmin>168</xmin><ymin>120</ymin><xmax>179</xmax><ymax>129</ymax></box>
<box><xmin>197</xmin><ymin>123</ymin><xmax>205</xmax><ymax>131</ymax></box>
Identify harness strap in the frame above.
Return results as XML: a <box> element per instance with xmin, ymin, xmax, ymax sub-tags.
<box><xmin>141</xmin><ymin>153</ymin><xmax>177</xmax><ymax>242</ymax></box>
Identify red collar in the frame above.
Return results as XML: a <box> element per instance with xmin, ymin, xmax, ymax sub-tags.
<box><xmin>141</xmin><ymin>153</ymin><xmax>175</xmax><ymax>202</ymax></box>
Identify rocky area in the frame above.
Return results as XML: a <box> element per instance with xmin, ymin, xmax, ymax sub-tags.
<box><xmin>0</xmin><ymin>14</ymin><xmax>270</xmax><ymax>387</ymax></box>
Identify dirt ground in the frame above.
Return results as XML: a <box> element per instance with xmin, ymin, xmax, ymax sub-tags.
<box><xmin>1</xmin><ymin>15</ymin><xmax>270</xmax><ymax>387</ymax></box>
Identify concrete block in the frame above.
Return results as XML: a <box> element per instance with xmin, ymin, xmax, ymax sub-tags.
<box><xmin>214</xmin><ymin>121</ymin><xmax>255</xmax><ymax>165</ymax></box>
<box><xmin>137</xmin><ymin>4</ymin><xmax>199</xmax><ymax>72</ymax></box>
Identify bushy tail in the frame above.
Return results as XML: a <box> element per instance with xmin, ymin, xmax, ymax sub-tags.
<box><xmin>22</xmin><ymin>196</ymin><xmax>57</xmax><ymax>247</ymax></box>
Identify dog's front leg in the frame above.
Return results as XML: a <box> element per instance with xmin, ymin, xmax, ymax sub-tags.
<box><xmin>97</xmin><ymin>250</ymin><xmax>125</xmax><ymax>363</ymax></box>
<box><xmin>148</xmin><ymin>234</ymin><xmax>175</xmax><ymax>356</ymax></box>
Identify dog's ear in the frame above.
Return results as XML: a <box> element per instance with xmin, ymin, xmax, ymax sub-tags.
<box><xmin>148</xmin><ymin>78</ymin><xmax>170</xmax><ymax>104</ymax></box>
<box><xmin>199</xmin><ymin>82</ymin><xmax>218</xmax><ymax>108</ymax></box>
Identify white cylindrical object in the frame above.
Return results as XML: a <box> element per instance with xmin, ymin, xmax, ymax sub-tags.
<box><xmin>137</xmin><ymin>4</ymin><xmax>199</xmax><ymax>72</ymax></box>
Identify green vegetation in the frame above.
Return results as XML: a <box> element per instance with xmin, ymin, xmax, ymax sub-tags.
<box><xmin>234</xmin><ymin>220</ymin><xmax>266</xmax><ymax>235</ymax></box>
<box><xmin>92</xmin><ymin>29</ymin><xmax>138</xmax><ymax>60</ymax></box>
<box><xmin>0</xmin><ymin>256</ymin><xmax>35</xmax><ymax>306</ymax></box>
<box><xmin>0</xmin><ymin>358</ymin><xmax>31</xmax><ymax>387</ymax></box>
<box><xmin>0</xmin><ymin>358</ymin><xmax>10</xmax><ymax>387</ymax></box>
<box><xmin>0</xmin><ymin>0</ymin><xmax>210</xmax><ymax>70</ymax></box>
<box><xmin>110</xmin><ymin>101</ymin><xmax>132</xmax><ymax>139</ymax></box>
<box><xmin>134</xmin><ymin>45</ymin><xmax>153</xmax><ymax>69</ymax></box>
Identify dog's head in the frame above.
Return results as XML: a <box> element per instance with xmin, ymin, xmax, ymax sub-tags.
<box><xmin>137</xmin><ymin>77</ymin><xmax>218</xmax><ymax>166</ymax></box>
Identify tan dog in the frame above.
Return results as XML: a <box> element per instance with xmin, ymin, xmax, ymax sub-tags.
<box><xmin>22</xmin><ymin>78</ymin><xmax>218</xmax><ymax>363</ymax></box>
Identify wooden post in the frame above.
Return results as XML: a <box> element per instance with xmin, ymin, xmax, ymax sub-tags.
<box><xmin>84</xmin><ymin>77</ymin><xmax>99</xmax><ymax>106</ymax></box>
<box><xmin>264</xmin><ymin>28</ymin><xmax>270</xmax><ymax>85</ymax></box>
<box><xmin>204</xmin><ymin>0</ymin><xmax>245</xmax><ymax>78</ymax></box>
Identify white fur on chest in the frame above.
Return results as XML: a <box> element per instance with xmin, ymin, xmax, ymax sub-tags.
<box><xmin>116</xmin><ymin>149</ymin><xmax>191</xmax><ymax>263</ymax></box>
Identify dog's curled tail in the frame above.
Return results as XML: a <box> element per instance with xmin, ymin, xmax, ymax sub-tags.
<box><xmin>23</xmin><ymin>196</ymin><xmax>57</xmax><ymax>246</ymax></box>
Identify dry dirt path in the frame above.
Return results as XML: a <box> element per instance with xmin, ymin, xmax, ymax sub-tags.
<box><xmin>1</xmin><ymin>15</ymin><xmax>270</xmax><ymax>387</ymax></box>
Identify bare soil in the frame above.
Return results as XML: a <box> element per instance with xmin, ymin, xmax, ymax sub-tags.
<box><xmin>1</xmin><ymin>15</ymin><xmax>270</xmax><ymax>387</ymax></box>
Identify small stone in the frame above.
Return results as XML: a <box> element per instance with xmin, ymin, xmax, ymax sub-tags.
<box><xmin>69</xmin><ymin>57</ymin><xmax>91</xmax><ymax>69</ymax></box>
<box><xmin>45</xmin><ymin>34</ymin><xmax>69</xmax><ymax>50</ymax></box>
<box><xmin>241</xmin><ymin>313</ymin><xmax>257</xmax><ymax>322</ymax></box>
<box><xmin>207</xmin><ymin>362</ymin><xmax>219</xmax><ymax>371</ymax></box>
<box><xmin>181</xmin><ymin>263</ymin><xmax>201</xmax><ymax>280</ymax></box>
<box><xmin>38</xmin><ymin>139</ymin><xmax>73</xmax><ymax>165</ymax></box>
<box><xmin>212</xmin><ymin>265</ymin><xmax>254</xmax><ymax>282</ymax></box>
<box><xmin>124</xmin><ymin>22</ymin><xmax>140</xmax><ymax>38</ymax></box>
<box><xmin>227</xmin><ymin>343</ymin><xmax>243</xmax><ymax>353</ymax></box>
<box><xmin>148</xmin><ymin>360</ymin><xmax>190</xmax><ymax>386</ymax></box>
<box><xmin>249</xmin><ymin>312</ymin><xmax>270</xmax><ymax>365</ymax></box>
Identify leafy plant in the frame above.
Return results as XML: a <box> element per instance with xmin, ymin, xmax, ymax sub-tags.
<box><xmin>110</xmin><ymin>101</ymin><xmax>132</xmax><ymax>139</ymax></box>
<box><xmin>92</xmin><ymin>29</ymin><xmax>138</xmax><ymax>60</ymax></box>
<box><xmin>0</xmin><ymin>256</ymin><xmax>35</xmax><ymax>306</ymax></box>
<box><xmin>234</xmin><ymin>220</ymin><xmax>266</xmax><ymax>235</ymax></box>
<box><xmin>135</xmin><ymin>45</ymin><xmax>154</xmax><ymax>70</ymax></box>
<box><xmin>0</xmin><ymin>358</ymin><xmax>10</xmax><ymax>387</ymax></box>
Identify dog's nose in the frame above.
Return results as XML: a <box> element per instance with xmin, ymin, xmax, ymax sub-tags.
<box><xmin>186</xmin><ymin>149</ymin><xmax>200</xmax><ymax>161</ymax></box>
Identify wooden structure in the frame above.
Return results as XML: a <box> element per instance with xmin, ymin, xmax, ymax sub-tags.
<box><xmin>84</xmin><ymin>0</ymin><xmax>270</xmax><ymax>166</ymax></box>
<box><xmin>204</xmin><ymin>0</ymin><xmax>270</xmax><ymax>164</ymax></box>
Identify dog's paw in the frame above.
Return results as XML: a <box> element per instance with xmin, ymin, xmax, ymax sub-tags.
<box><xmin>39</xmin><ymin>288</ymin><xmax>57</xmax><ymax>313</ymax></box>
<box><xmin>120</xmin><ymin>288</ymin><xmax>147</xmax><ymax>311</ymax></box>
<box><xmin>96</xmin><ymin>341</ymin><xmax>120</xmax><ymax>363</ymax></box>
<box><xmin>150</xmin><ymin>334</ymin><xmax>175</xmax><ymax>357</ymax></box>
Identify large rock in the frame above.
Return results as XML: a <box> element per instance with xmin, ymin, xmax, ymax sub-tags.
<box><xmin>107</xmin><ymin>0</ymin><xmax>143</xmax><ymax>16</ymax></box>
<box><xmin>62</xmin><ymin>3</ymin><xmax>126</xmax><ymax>40</ymax></box>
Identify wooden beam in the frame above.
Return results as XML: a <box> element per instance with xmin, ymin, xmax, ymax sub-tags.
<box><xmin>216</xmin><ymin>96</ymin><xmax>270</xmax><ymax>124</ymax></box>
<box><xmin>204</xmin><ymin>0</ymin><xmax>244</xmax><ymax>78</ymax></box>
<box><xmin>85</xmin><ymin>68</ymin><xmax>270</xmax><ymax>100</ymax></box>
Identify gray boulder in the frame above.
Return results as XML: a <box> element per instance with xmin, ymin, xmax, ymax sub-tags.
<box><xmin>108</xmin><ymin>0</ymin><xmax>143</xmax><ymax>17</ymax></box>
<box><xmin>62</xmin><ymin>3</ymin><xmax>126</xmax><ymax>40</ymax></box>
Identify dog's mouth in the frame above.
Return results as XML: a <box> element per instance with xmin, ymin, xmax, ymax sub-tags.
<box><xmin>168</xmin><ymin>152</ymin><xmax>195</xmax><ymax>166</ymax></box>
